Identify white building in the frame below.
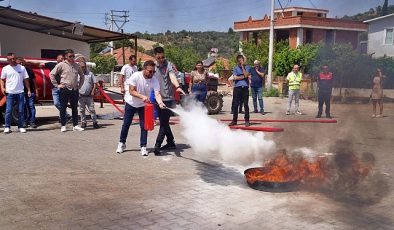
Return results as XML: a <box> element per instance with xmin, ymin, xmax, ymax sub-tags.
<box><xmin>364</xmin><ymin>13</ymin><xmax>394</xmax><ymax>58</ymax></box>
<box><xmin>0</xmin><ymin>6</ymin><xmax>136</xmax><ymax>59</ymax></box>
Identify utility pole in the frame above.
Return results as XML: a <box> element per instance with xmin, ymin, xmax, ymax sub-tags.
<box><xmin>267</xmin><ymin>0</ymin><xmax>275</xmax><ymax>89</ymax></box>
<box><xmin>105</xmin><ymin>10</ymin><xmax>129</xmax><ymax>86</ymax></box>
<box><xmin>105</xmin><ymin>10</ymin><xmax>130</xmax><ymax>55</ymax></box>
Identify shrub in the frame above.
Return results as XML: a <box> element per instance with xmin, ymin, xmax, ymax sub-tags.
<box><xmin>91</xmin><ymin>55</ymin><xmax>117</xmax><ymax>74</ymax></box>
<box><xmin>263</xmin><ymin>87</ymin><xmax>279</xmax><ymax>97</ymax></box>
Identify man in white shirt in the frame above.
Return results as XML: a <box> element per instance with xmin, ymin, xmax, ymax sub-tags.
<box><xmin>0</xmin><ymin>53</ymin><xmax>31</xmax><ymax>133</ymax></box>
<box><xmin>119</xmin><ymin>55</ymin><xmax>138</xmax><ymax>95</ymax></box>
<box><xmin>116</xmin><ymin>60</ymin><xmax>165</xmax><ymax>156</ymax></box>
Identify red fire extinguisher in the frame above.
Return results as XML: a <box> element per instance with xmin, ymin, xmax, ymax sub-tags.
<box><xmin>144</xmin><ymin>102</ymin><xmax>154</xmax><ymax>131</ymax></box>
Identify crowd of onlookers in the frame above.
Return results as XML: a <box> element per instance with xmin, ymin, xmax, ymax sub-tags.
<box><xmin>1</xmin><ymin>47</ymin><xmax>386</xmax><ymax>156</ymax></box>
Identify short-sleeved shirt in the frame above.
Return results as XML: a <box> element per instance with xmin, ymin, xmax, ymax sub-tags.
<box><xmin>120</xmin><ymin>64</ymin><xmax>138</xmax><ymax>82</ymax></box>
<box><xmin>232</xmin><ymin>65</ymin><xmax>251</xmax><ymax>87</ymax></box>
<box><xmin>1</xmin><ymin>64</ymin><xmax>29</xmax><ymax>94</ymax></box>
<box><xmin>250</xmin><ymin>67</ymin><xmax>265</xmax><ymax>88</ymax></box>
<box><xmin>155</xmin><ymin>60</ymin><xmax>176</xmax><ymax>101</ymax></box>
<box><xmin>125</xmin><ymin>71</ymin><xmax>160</xmax><ymax>108</ymax></box>
<box><xmin>24</xmin><ymin>66</ymin><xmax>36</xmax><ymax>93</ymax></box>
<box><xmin>190</xmin><ymin>70</ymin><xmax>207</xmax><ymax>83</ymax></box>
<box><xmin>79</xmin><ymin>71</ymin><xmax>97</xmax><ymax>96</ymax></box>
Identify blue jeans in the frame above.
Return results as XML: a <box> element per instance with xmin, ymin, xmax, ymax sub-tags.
<box><xmin>25</xmin><ymin>92</ymin><xmax>36</xmax><ymax>124</ymax></box>
<box><xmin>192</xmin><ymin>83</ymin><xmax>207</xmax><ymax>103</ymax></box>
<box><xmin>5</xmin><ymin>93</ymin><xmax>25</xmax><ymax>128</ymax></box>
<box><xmin>119</xmin><ymin>103</ymin><xmax>147</xmax><ymax>147</ymax></box>
<box><xmin>251</xmin><ymin>87</ymin><xmax>264</xmax><ymax>112</ymax></box>
<box><xmin>52</xmin><ymin>88</ymin><xmax>61</xmax><ymax>112</ymax></box>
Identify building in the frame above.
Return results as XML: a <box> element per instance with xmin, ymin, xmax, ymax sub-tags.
<box><xmin>0</xmin><ymin>6</ymin><xmax>136</xmax><ymax>59</ymax></box>
<box><xmin>234</xmin><ymin>7</ymin><xmax>367</xmax><ymax>49</ymax></box>
<box><xmin>104</xmin><ymin>47</ymin><xmax>155</xmax><ymax>65</ymax></box>
<box><xmin>364</xmin><ymin>13</ymin><xmax>394</xmax><ymax>57</ymax></box>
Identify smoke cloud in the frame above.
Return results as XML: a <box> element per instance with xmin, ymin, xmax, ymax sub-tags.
<box><xmin>171</xmin><ymin>102</ymin><xmax>276</xmax><ymax>166</ymax></box>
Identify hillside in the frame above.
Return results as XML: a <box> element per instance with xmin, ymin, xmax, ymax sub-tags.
<box><xmin>342</xmin><ymin>3</ymin><xmax>394</xmax><ymax>21</ymax></box>
<box><xmin>134</xmin><ymin>30</ymin><xmax>239</xmax><ymax>59</ymax></box>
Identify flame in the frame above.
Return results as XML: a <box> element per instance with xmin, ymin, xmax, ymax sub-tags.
<box><xmin>245</xmin><ymin>151</ymin><xmax>372</xmax><ymax>187</ymax></box>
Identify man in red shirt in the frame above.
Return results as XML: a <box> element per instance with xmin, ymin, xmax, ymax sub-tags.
<box><xmin>316</xmin><ymin>66</ymin><xmax>333</xmax><ymax>119</ymax></box>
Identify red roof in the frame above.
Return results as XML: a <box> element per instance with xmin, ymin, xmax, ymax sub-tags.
<box><xmin>105</xmin><ymin>47</ymin><xmax>155</xmax><ymax>65</ymax></box>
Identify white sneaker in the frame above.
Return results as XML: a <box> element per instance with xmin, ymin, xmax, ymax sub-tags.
<box><xmin>141</xmin><ymin>147</ymin><xmax>148</xmax><ymax>156</ymax></box>
<box><xmin>4</xmin><ymin>127</ymin><xmax>10</xmax><ymax>134</ymax></box>
<box><xmin>116</xmin><ymin>142</ymin><xmax>125</xmax><ymax>153</ymax></box>
<box><xmin>286</xmin><ymin>111</ymin><xmax>290</xmax><ymax>115</ymax></box>
<box><xmin>61</xmin><ymin>126</ymin><xmax>67</xmax><ymax>132</ymax></box>
<box><xmin>296</xmin><ymin>111</ymin><xmax>302</xmax><ymax>115</ymax></box>
<box><xmin>376</xmin><ymin>114</ymin><xmax>382</xmax><ymax>118</ymax></box>
<box><xmin>19</xmin><ymin>128</ymin><xmax>27</xmax><ymax>133</ymax></box>
<box><xmin>73</xmin><ymin>125</ymin><xmax>84</xmax><ymax>131</ymax></box>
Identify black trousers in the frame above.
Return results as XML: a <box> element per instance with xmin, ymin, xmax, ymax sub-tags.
<box><xmin>155</xmin><ymin>100</ymin><xmax>175</xmax><ymax>147</ymax></box>
<box><xmin>232</xmin><ymin>86</ymin><xmax>249</xmax><ymax>122</ymax></box>
<box><xmin>318</xmin><ymin>92</ymin><xmax>331</xmax><ymax>116</ymax></box>
<box><xmin>59</xmin><ymin>88</ymin><xmax>79</xmax><ymax>126</ymax></box>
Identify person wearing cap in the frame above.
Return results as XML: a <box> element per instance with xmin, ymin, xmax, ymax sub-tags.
<box><xmin>286</xmin><ymin>65</ymin><xmax>303</xmax><ymax>115</ymax></box>
<box><xmin>316</xmin><ymin>65</ymin><xmax>333</xmax><ymax>118</ymax></box>
<box><xmin>250</xmin><ymin>60</ymin><xmax>265</xmax><ymax>114</ymax></box>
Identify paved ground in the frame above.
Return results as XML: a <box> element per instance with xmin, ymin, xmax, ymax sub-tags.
<box><xmin>0</xmin><ymin>94</ymin><xmax>393</xmax><ymax>230</ymax></box>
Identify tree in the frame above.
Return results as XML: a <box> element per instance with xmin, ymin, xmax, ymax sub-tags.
<box><xmin>91</xmin><ymin>55</ymin><xmax>117</xmax><ymax>74</ymax></box>
<box><xmin>382</xmin><ymin>0</ymin><xmax>389</xmax><ymax>15</ymax></box>
<box><xmin>228</xmin><ymin>27</ymin><xmax>234</xmax><ymax>34</ymax></box>
<box><xmin>164</xmin><ymin>45</ymin><xmax>201</xmax><ymax>72</ymax></box>
<box><xmin>90</xmin><ymin>42</ymin><xmax>107</xmax><ymax>58</ymax></box>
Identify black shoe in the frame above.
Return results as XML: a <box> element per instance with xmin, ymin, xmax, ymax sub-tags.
<box><xmin>253</xmin><ymin>110</ymin><xmax>258</xmax><ymax>113</ymax></box>
<box><xmin>228</xmin><ymin>121</ymin><xmax>237</xmax><ymax>126</ymax></box>
<box><xmin>30</xmin><ymin>123</ymin><xmax>37</xmax><ymax>128</ymax></box>
<box><xmin>81</xmin><ymin>122</ymin><xmax>87</xmax><ymax>129</ymax></box>
<box><xmin>260</xmin><ymin>110</ymin><xmax>265</xmax><ymax>115</ymax></box>
<box><xmin>315</xmin><ymin>115</ymin><xmax>322</xmax><ymax>118</ymax></box>
<box><xmin>154</xmin><ymin>147</ymin><xmax>161</xmax><ymax>156</ymax></box>
<box><xmin>93</xmin><ymin>122</ymin><xmax>100</xmax><ymax>129</ymax></box>
<box><xmin>160</xmin><ymin>142</ymin><xmax>176</xmax><ymax>150</ymax></box>
<box><xmin>245</xmin><ymin>122</ymin><xmax>251</xmax><ymax>127</ymax></box>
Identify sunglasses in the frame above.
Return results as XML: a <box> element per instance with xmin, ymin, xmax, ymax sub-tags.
<box><xmin>147</xmin><ymin>70</ymin><xmax>156</xmax><ymax>74</ymax></box>
<box><xmin>67</xmin><ymin>55</ymin><xmax>75</xmax><ymax>58</ymax></box>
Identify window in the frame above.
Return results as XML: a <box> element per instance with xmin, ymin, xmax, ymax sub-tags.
<box><xmin>297</xmin><ymin>12</ymin><xmax>303</xmax><ymax>16</ymax></box>
<box><xmin>385</xmin><ymin>28</ymin><xmax>393</xmax><ymax>45</ymax></box>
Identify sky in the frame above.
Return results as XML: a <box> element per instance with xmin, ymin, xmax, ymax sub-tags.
<box><xmin>0</xmin><ymin>0</ymin><xmax>384</xmax><ymax>33</ymax></box>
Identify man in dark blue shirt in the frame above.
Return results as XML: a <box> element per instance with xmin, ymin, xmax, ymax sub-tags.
<box><xmin>229</xmin><ymin>55</ymin><xmax>251</xmax><ymax>127</ymax></box>
<box><xmin>250</xmin><ymin>60</ymin><xmax>265</xmax><ymax>114</ymax></box>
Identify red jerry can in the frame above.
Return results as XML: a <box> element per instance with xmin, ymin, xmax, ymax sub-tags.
<box><xmin>144</xmin><ymin>103</ymin><xmax>154</xmax><ymax>131</ymax></box>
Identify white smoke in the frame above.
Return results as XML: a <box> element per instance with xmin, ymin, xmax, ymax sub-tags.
<box><xmin>171</xmin><ymin>102</ymin><xmax>276</xmax><ymax>166</ymax></box>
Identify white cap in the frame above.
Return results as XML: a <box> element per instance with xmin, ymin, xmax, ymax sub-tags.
<box><xmin>254</xmin><ymin>60</ymin><xmax>260</xmax><ymax>65</ymax></box>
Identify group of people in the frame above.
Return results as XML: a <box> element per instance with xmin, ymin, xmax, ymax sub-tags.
<box><xmin>1</xmin><ymin>49</ymin><xmax>99</xmax><ymax>133</ymax></box>
<box><xmin>115</xmin><ymin>46</ymin><xmax>185</xmax><ymax>156</ymax></box>
<box><xmin>226</xmin><ymin>54</ymin><xmax>337</xmax><ymax>126</ymax></box>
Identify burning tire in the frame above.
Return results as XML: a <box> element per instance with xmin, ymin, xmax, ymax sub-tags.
<box><xmin>205</xmin><ymin>91</ymin><xmax>223</xmax><ymax>115</ymax></box>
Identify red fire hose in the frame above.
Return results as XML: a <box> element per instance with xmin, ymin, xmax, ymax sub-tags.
<box><xmin>97</xmin><ymin>85</ymin><xmax>124</xmax><ymax>115</ymax></box>
<box><xmin>220</xmin><ymin>119</ymin><xmax>337</xmax><ymax>123</ymax></box>
<box><xmin>229</xmin><ymin>126</ymin><xmax>284</xmax><ymax>132</ymax></box>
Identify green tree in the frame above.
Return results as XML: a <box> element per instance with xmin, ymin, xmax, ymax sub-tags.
<box><xmin>90</xmin><ymin>42</ymin><xmax>107</xmax><ymax>58</ymax></box>
<box><xmin>165</xmin><ymin>45</ymin><xmax>201</xmax><ymax>72</ymax></box>
<box><xmin>382</xmin><ymin>0</ymin><xmax>389</xmax><ymax>15</ymax></box>
<box><xmin>91</xmin><ymin>55</ymin><xmax>117</xmax><ymax>74</ymax></box>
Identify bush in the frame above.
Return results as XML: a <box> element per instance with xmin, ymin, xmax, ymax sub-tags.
<box><xmin>91</xmin><ymin>55</ymin><xmax>117</xmax><ymax>74</ymax></box>
<box><xmin>263</xmin><ymin>87</ymin><xmax>279</xmax><ymax>97</ymax></box>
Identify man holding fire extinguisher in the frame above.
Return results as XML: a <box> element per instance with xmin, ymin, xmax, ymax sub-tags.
<box><xmin>116</xmin><ymin>60</ymin><xmax>166</xmax><ymax>156</ymax></box>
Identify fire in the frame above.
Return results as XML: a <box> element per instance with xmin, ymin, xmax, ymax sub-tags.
<box><xmin>245</xmin><ymin>151</ymin><xmax>373</xmax><ymax>188</ymax></box>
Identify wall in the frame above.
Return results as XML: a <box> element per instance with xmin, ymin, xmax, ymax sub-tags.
<box><xmin>0</xmin><ymin>24</ymin><xmax>89</xmax><ymax>58</ymax></box>
<box><xmin>367</xmin><ymin>16</ymin><xmax>394</xmax><ymax>57</ymax></box>
<box><xmin>335</xmin><ymin>30</ymin><xmax>359</xmax><ymax>49</ymax></box>
<box><xmin>289</xmin><ymin>28</ymin><xmax>298</xmax><ymax>48</ymax></box>
<box><xmin>312</xmin><ymin>29</ymin><xmax>326</xmax><ymax>43</ymax></box>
